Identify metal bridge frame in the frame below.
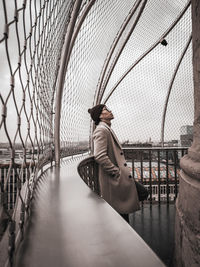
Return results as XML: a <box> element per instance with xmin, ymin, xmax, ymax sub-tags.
<box><xmin>102</xmin><ymin>1</ymin><xmax>191</xmax><ymax>105</ymax></box>
<box><xmin>94</xmin><ymin>0</ymin><xmax>144</xmax><ymax>105</ymax></box>
<box><xmin>54</xmin><ymin>0</ymin><xmax>96</xmax><ymax>166</ymax></box>
<box><xmin>55</xmin><ymin>0</ymin><xmax>192</xmax><ymax>163</ymax></box>
<box><xmin>161</xmin><ymin>34</ymin><xmax>192</xmax><ymax>146</ymax></box>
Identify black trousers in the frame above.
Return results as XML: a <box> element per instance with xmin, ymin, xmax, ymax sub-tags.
<box><xmin>135</xmin><ymin>181</ymin><xmax>149</xmax><ymax>201</ymax></box>
<box><xmin>120</xmin><ymin>213</ymin><xmax>129</xmax><ymax>223</ymax></box>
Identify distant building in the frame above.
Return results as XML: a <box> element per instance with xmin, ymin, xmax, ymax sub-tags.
<box><xmin>122</xmin><ymin>142</ymin><xmax>152</xmax><ymax>148</ymax></box>
<box><xmin>127</xmin><ymin>161</ymin><xmax>179</xmax><ymax>201</ymax></box>
<box><xmin>161</xmin><ymin>140</ymin><xmax>179</xmax><ymax>147</ymax></box>
<box><xmin>180</xmin><ymin>125</ymin><xmax>193</xmax><ymax>147</ymax></box>
<box><xmin>180</xmin><ymin>125</ymin><xmax>193</xmax><ymax>135</ymax></box>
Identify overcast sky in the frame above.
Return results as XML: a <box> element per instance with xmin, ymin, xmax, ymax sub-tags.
<box><xmin>0</xmin><ymin>0</ymin><xmax>194</xmax><ymax>146</ymax></box>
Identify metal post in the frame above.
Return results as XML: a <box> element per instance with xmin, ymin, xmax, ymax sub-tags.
<box><xmin>174</xmin><ymin>150</ymin><xmax>178</xmax><ymax>199</ymax></box>
<box><xmin>166</xmin><ymin>150</ymin><xmax>169</xmax><ymax>203</ymax></box>
<box><xmin>161</xmin><ymin>34</ymin><xmax>192</xmax><ymax>146</ymax></box>
<box><xmin>54</xmin><ymin>0</ymin><xmax>83</xmax><ymax>166</ymax></box>
<box><xmin>149</xmin><ymin>149</ymin><xmax>152</xmax><ymax>204</ymax></box>
<box><xmin>95</xmin><ymin>0</ymin><xmax>143</xmax><ymax>104</ymax></box>
<box><xmin>98</xmin><ymin>0</ymin><xmax>148</xmax><ymax>104</ymax></box>
<box><xmin>157</xmin><ymin>150</ymin><xmax>161</xmax><ymax>204</ymax></box>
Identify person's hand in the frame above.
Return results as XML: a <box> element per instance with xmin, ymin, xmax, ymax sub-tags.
<box><xmin>111</xmin><ymin>169</ymin><xmax>121</xmax><ymax>180</ymax></box>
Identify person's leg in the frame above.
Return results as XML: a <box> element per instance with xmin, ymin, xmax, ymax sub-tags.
<box><xmin>135</xmin><ymin>181</ymin><xmax>149</xmax><ymax>201</ymax></box>
<box><xmin>120</xmin><ymin>213</ymin><xmax>129</xmax><ymax>223</ymax></box>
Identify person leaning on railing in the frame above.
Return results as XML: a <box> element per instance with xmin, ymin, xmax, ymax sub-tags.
<box><xmin>88</xmin><ymin>104</ymin><xmax>148</xmax><ymax>223</ymax></box>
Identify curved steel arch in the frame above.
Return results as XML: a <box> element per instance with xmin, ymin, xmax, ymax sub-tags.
<box><xmin>97</xmin><ymin>0</ymin><xmax>148</xmax><ymax>105</ymax></box>
<box><xmin>90</xmin><ymin>0</ymin><xmax>143</xmax><ymax>150</ymax></box>
<box><xmin>94</xmin><ymin>0</ymin><xmax>143</xmax><ymax>105</ymax></box>
<box><xmin>102</xmin><ymin>0</ymin><xmax>191</xmax><ymax>105</ymax></box>
<box><xmin>54</xmin><ymin>0</ymin><xmax>96</xmax><ymax>165</ymax></box>
<box><xmin>161</xmin><ymin>34</ymin><xmax>192</xmax><ymax>146</ymax></box>
<box><xmin>54</xmin><ymin>0</ymin><xmax>83</xmax><ymax>166</ymax></box>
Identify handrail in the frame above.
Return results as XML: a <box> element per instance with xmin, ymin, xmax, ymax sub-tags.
<box><xmin>77</xmin><ymin>155</ymin><xmax>100</xmax><ymax>195</ymax></box>
<box><xmin>122</xmin><ymin>146</ymin><xmax>188</xmax><ymax>150</ymax></box>
<box><xmin>78</xmin><ymin>147</ymin><xmax>188</xmax><ymax>204</ymax></box>
<box><xmin>14</xmin><ymin>157</ymin><xmax>165</xmax><ymax>267</ymax></box>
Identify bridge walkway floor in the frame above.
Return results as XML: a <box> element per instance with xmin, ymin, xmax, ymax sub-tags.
<box><xmin>15</xmin><ymin>156</ymin><xmax>165</xmax><ymax>267</ymax></box>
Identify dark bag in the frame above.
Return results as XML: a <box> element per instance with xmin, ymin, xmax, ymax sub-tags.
<box><xmin>135</xmin><ymin>181</ymin><xmax>149</xmax><ymax>201</ymax></box>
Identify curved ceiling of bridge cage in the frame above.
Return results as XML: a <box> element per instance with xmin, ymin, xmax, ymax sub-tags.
<box><xmin>0</xmin><ymin>0</ymin><xmax>194</xmax><ymax>159</ymax></box>
<box><xmin>60</xmin><ymin>0</ymin><xmax>193</xmax><ymax>149</ymax></box>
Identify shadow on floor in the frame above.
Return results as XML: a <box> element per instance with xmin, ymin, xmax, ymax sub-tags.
<box><xmin>129</xmin><ymin>203</ymin><xmax>176</xmax><ymax>267</ymax></box>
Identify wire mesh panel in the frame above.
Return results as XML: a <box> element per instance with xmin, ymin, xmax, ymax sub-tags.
<box><xmin>99</xmin><ymin>0</ymin><xmax>193</xmax><ymax>145</ymax></box>
<box><xmin>0</xmin><ymin>0</ymin><xmax>74</xmax><ymax>263</ymax></box>
<box><xmin>0</xmin><ymin>0</ymin><xmax>195</xmax><ymax>264</ymax></box>
<box><xmin>60</xmin><ymin>0</ymin><xmax>137</xmax><ymax>155</ymax></box>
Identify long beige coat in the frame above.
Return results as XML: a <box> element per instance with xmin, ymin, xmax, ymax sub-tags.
<box><xmin>93</xmin><ymin>121</ymin><xmax>140</xmax><ymax>214</ymax></box>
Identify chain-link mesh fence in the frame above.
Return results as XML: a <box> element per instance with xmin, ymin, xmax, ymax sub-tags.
<box><xmin>60</xmin><ymin>0</ymin><xmax>136</xmax><ymax>157</ymax></box>
<box><xmin>59</xmin><ymin>0</ymin><xmax>193</xmax><ymax>155</ymax></box>
<box><xmin>100</xmin><ymin>0</ymin><xmax>193</xmax><ymax>146</ymax></box>
<box><xmin>0</xmin><ymin>0</ymin><xmax>194</xmax><ymax>263</ymax></box>
<box><xmin>0</xmin><ymin>0</ymin><xmax>75</xmax><ymax>262</ymax></box>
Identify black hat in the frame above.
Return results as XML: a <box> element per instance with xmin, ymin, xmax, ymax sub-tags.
<box><xmin>88</xmin><ymin>104</ymin><xmax>105</xmax><ymax>125</ymax></box>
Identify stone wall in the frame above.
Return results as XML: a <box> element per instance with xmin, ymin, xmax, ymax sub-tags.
<box><xmin>175</xmin><ymin>0</ymin><xmax>200</xmax><ymax>266</ymax></box>
<box><xmin>175</xmin><ymin>171</ymin><xmax>200</xmax><ymax>266</ymax></box>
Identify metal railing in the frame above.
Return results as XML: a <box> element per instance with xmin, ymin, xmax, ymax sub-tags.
<box><xmin>123</xmin><ymin>147</ymin><xmax>188</xmax><ymax>204</ymax></box>
<box><xmin>77</xmin><ymin>156</ymin><xmax>100</xmax><ymax>195</ymax></box>
<box><xmin>78</xmin><ymin>147</ymin><xmax>188</xmax><ymax>204</ymax></box>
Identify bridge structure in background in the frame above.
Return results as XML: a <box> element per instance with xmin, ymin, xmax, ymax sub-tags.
<box><xmin>0</xmin><ymin>0</ymin><xmax>200</xmax><ymax>266</ymax></box>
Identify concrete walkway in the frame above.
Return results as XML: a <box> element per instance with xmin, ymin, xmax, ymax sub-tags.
<box><xmin>15</xmin><ymin>156</ymin><xmax>165</xmax><ymax>267</ymax></box>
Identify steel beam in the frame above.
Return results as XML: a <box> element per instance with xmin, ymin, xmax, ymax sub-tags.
<box><xmin>54</xmin><ymin>0</ymin><xmax>83</xmax><ymax>166</ymax></box>
<box><xmin>161</xmin><ymin>34</ymin><xmax>192</xmax><ymax>146</ymax></box>
<box><xmin>95</xmin><ymin>0</ymin><xmax>143</xmax><ymax>105</ymax></box>
<box><xmin>54</xmin><ymin>0</ymin><xmax>96</xmax><ymax>165</ymax></box>
<box><xmin>103</xmin><ymin>0</ymin><xmax>191</xmax><ymax>105</ymax></box>
<box><xmin>98</xmin><ymin>0</ymin><xmax>147</xmax><ymax>104</ymax></box>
